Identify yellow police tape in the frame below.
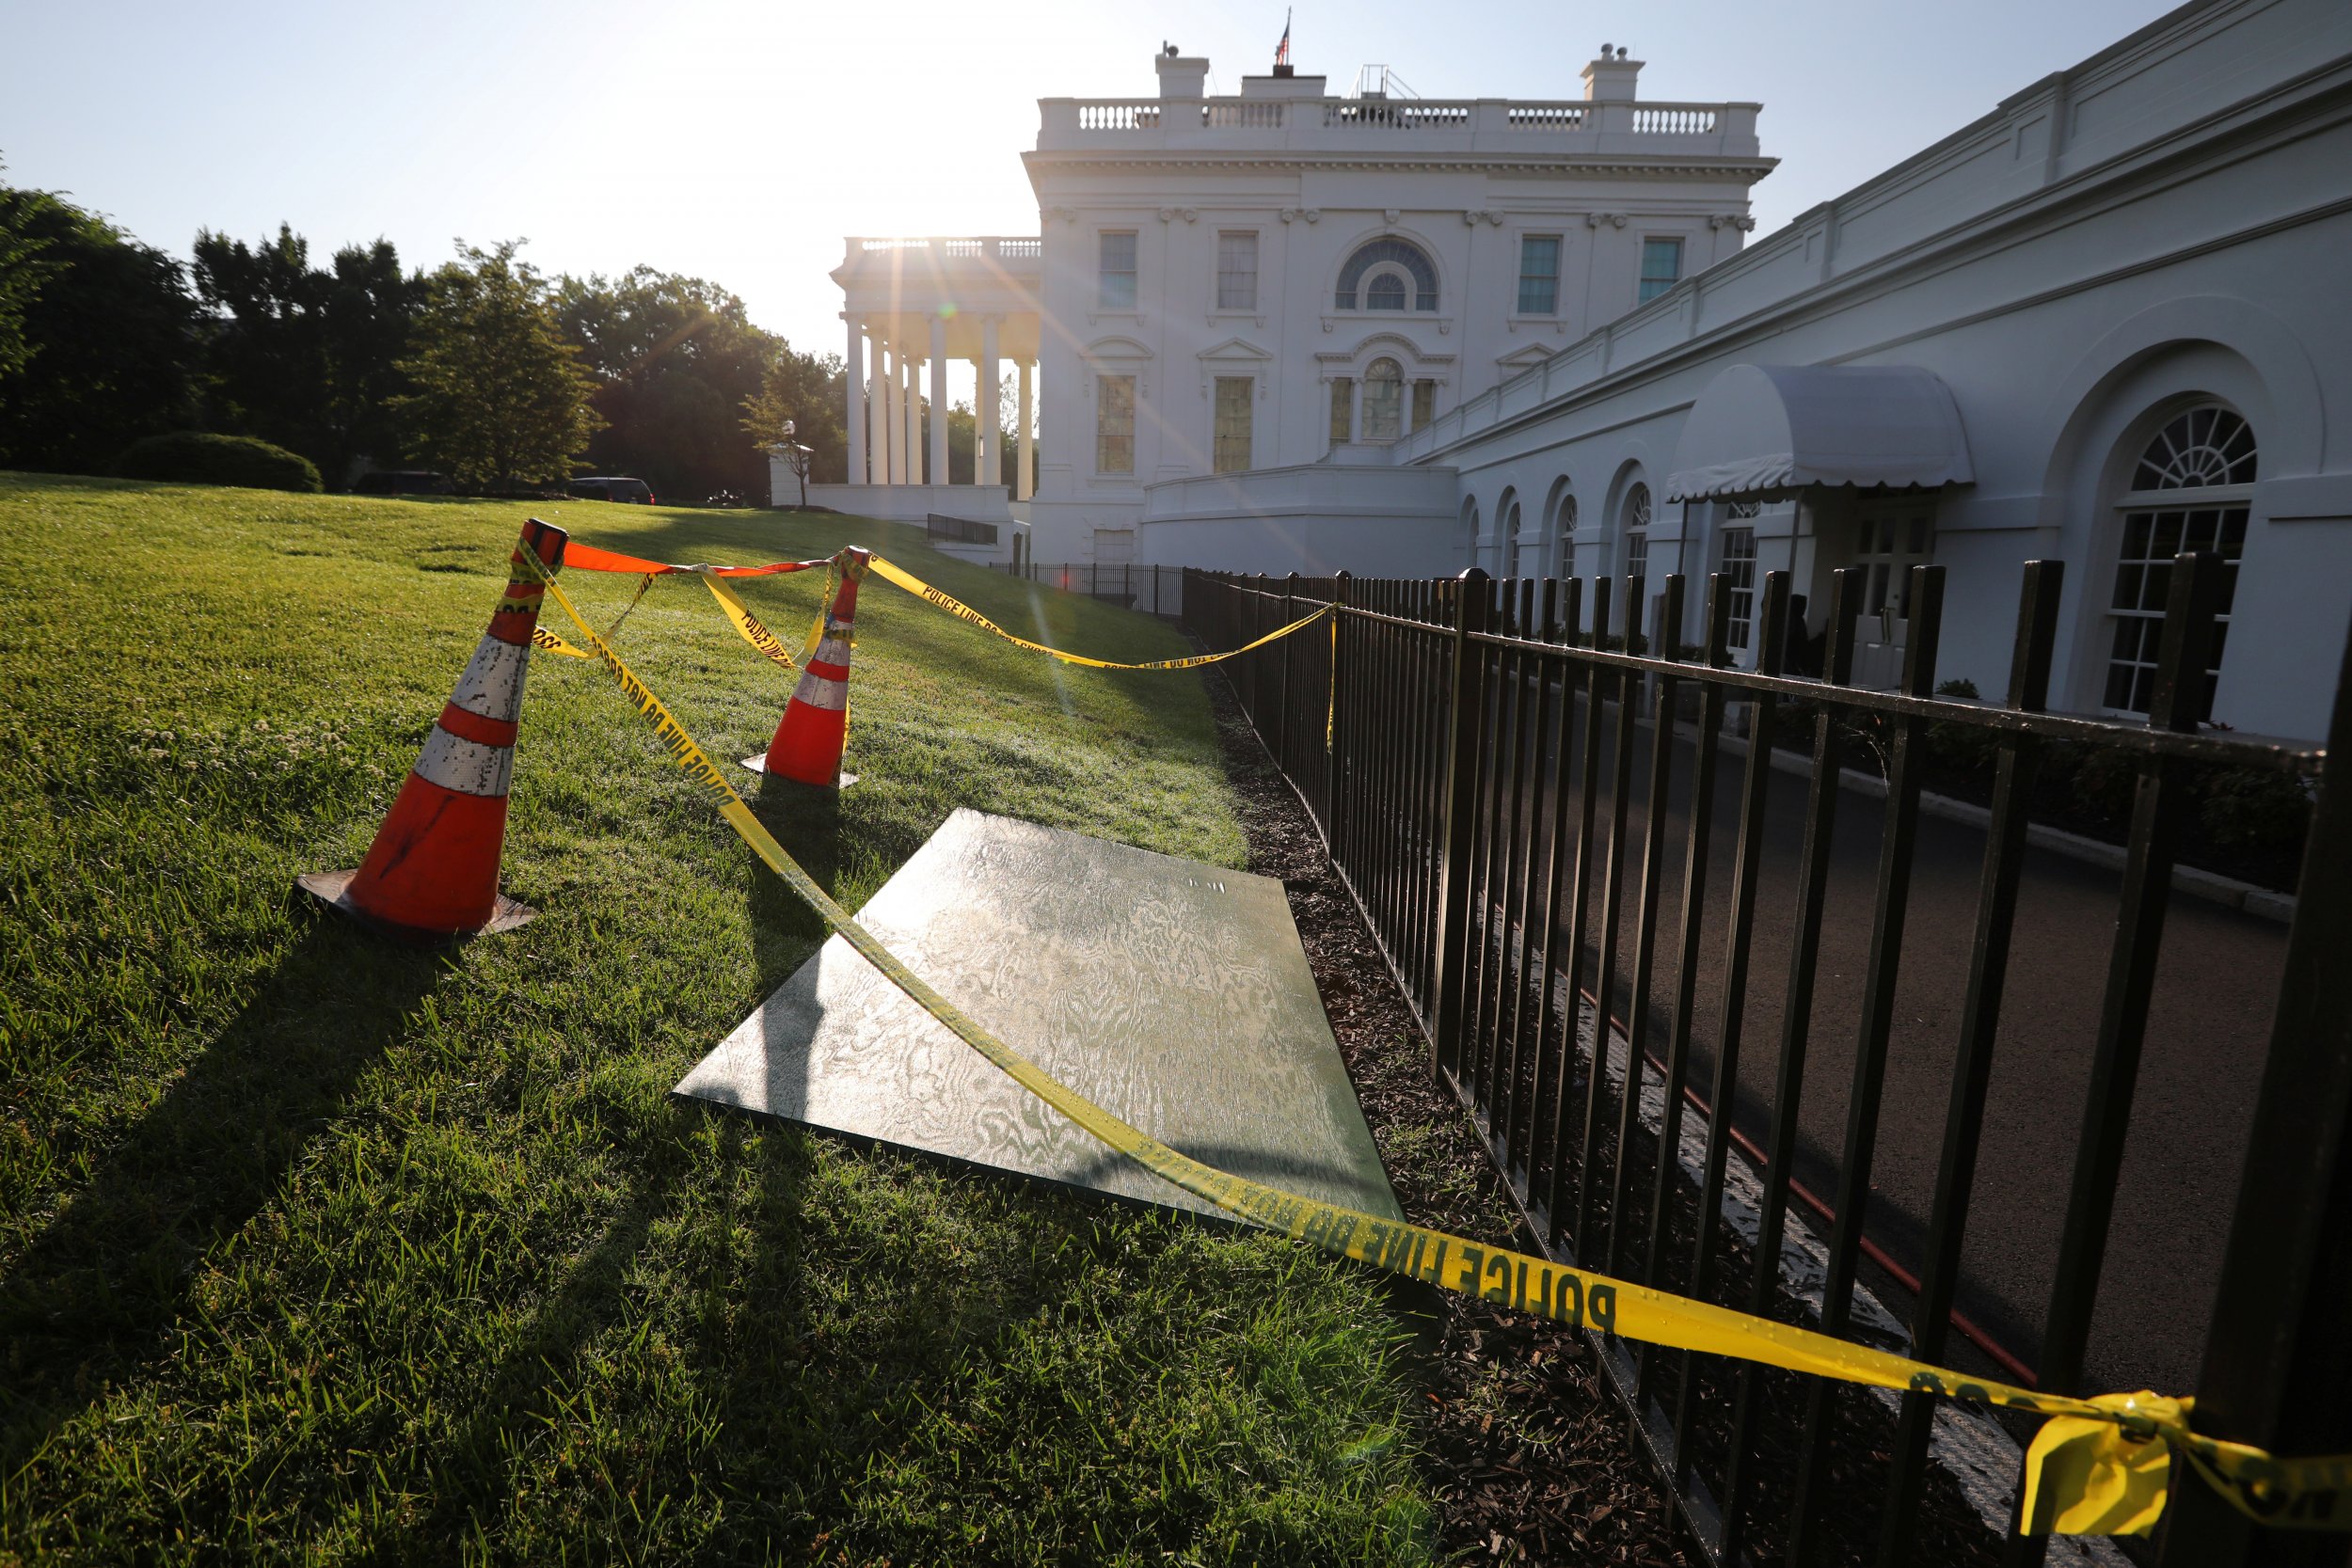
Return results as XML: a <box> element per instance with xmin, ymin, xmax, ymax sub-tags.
<box><xmin>514</xmin><ymin>548</ymin><xmax>2350</xmax><ymax>1539</ymax></box>
<box><xmin>529</xmin><ymin>573</ymin><xmax>656</xmax><ymax>661</ymax></box>
<box><xmin>867</xmin><ymin>554</ymin><xmax>1331</xmax><ymax>671</ymax></box>
<box><xmin>703</xmin><ymin>574</ymin><xmax>813</xmax><ymax>677</ymax></box>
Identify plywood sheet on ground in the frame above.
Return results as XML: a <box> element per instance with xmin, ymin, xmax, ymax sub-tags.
<box><xmin>674</xmin><ymin>808</ymin><xmax>1402</xmax><ymax>1223</ymax></box>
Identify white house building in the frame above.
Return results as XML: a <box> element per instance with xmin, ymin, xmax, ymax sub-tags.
<box><xmin>802</xmin><ymin>43</ymin><xmax>1772</xmax><ymax>569</ymax></box>
<box><xmin>797</xmin><ymin>0</ymin><xmax>2352</xmax><ymax>741</ymax></box>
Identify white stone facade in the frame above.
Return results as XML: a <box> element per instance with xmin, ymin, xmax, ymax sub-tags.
<box><xmin>807</xmin><ymin>46</ymin><xmax>1771</xmax><ymax>569</ymax></box>
<box><xmin>805</xmin><ymin>0</ymin><xmax>2352</xmax><ymax>739</ymax></box>
<box><xmin>1141</xmin><ymin>0</ymin><xmax>2352</xmax><ymax>742</ymax></box>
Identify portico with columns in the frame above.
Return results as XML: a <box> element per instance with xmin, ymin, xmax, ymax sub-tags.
<box><xmin>794</xmin><ymin>235</ymin><xmax>1044</xmax><ymax>562</ymax></box>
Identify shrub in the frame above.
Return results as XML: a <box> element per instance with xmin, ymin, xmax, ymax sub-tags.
<box><xmin>116</xmin><ymin>432</ymin><xmax>323</xmax><ymax>493</ymax></box>
<box><xmin>2197</xmin><ymin>767</ymin><xmax>2312</xmax><ymax>850</ymax></box>
<box><xmin>1926</xmin><ymin>677</ymin><xmax>2001</xmax><ymax>774</ymax></box>
<box><xmin>2070</xmin><ymin>744</ymin><xmax>2140</xmax><ymax>821</ymax></box>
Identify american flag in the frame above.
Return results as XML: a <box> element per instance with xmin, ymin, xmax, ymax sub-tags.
<box><xmin>1274</xmin><ymin>10</ymin><xmax>1292</xmax><ymax>68</ymax></box>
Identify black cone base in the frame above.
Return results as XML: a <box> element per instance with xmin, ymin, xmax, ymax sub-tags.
<box><xmin>739</xmin><ymin>753</ymin><xmax>856</xmax><ymax>787</ymax></box>
<box><xmin>295</xmin><ymin>868</ymin><xmax>536</xmax><ymax>943</ymax></box>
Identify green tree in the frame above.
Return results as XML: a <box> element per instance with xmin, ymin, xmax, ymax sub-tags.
<box><xmin>192</xmin><ymin>225</ymin><xmax>420</xmax><ymax>484</ymax></box>
<box><xmin>394</xmin><ymin>241</ymin><xmax>600</xmax><ymax>492</ymax></box>
<box><xmin>0</xmin><ymin>163</ymin><xmax>57</xmax><ymax>386</ymax></box>
<box><xmin>557</xmin><ymin>267</ymin><xmax>789</xmax><ymax>501</ymax></box>
<box><xmin>0</xmin><ymin>182</ymin><xmax>200</xmax><ymax>474</ymax></box>
<box><xmin>939</xmin><ymin>399</ymin><xmax>1020</xmax><ymax>485</ymax></box>
<box><xmin>739</xmin><ymin>344</ymin><xmax>847</xmax><ymax>494</ymax></box>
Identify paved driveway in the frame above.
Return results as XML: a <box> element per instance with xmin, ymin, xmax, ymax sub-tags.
<box><xmin>1490</xmin><ymin>691</ymin><xmax>2288</xmax><ymax>1401</ymax></box>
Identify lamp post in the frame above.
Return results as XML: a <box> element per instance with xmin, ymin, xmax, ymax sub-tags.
<box><xmin>769</xmin><ymin>420</ymin><xmax>815</xmax><ymax>509</ymax></box>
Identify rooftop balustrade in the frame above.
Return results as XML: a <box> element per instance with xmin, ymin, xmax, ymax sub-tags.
<box><xmin>838</xmin><ymin>235</ymin><xmax>1043</xmax><ymax>269</ymax></box>
<box><xmin>1038</xmin><ymin>96</ymin><xmax>1760</xmax><ymax>157</ymax></box>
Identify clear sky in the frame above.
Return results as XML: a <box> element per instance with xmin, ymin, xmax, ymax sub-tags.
<box><xmin>6</xmin><ymin>0</ymin><xmax>2183</xmax><ymax>370</ymax></box>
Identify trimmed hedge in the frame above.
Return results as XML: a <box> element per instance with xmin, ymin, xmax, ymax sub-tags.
<box><xmin>116</xmin><ymin>432</ymin><xmax>323</xmax><ymax>493</ymax></box>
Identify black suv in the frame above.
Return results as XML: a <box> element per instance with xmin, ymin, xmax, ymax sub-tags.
<box><xmin>567</xmin><ymin>476</ymin><xmax>655</xmax><ymax>504</ymax></box>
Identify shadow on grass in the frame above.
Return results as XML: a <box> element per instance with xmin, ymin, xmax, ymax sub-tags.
<box><xmin>745</xmin><ymin>775</ymin><xmax>844</xmax><ymax>949</ymax></box>
<box><xmin>0</xmin><ymin>916</ymin><xmax>446</xmax><ymax>1448</ymax></box>
<box><xmin>367</xmin><ymin>1113</ymin><xmax>817</xmax><ymax>1557</ymax></box>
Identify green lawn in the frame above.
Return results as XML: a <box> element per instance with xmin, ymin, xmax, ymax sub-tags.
<box><xmin>0</xmin><ymin>476</ymin><xmax>1434</xmax><ymax>1564</ymax></box>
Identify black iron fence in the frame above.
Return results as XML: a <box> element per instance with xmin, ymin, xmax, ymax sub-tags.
<box><xmin>1184</xmin><ymin>562</ymin><xmax>2350</xmax><ymax>1568</ymax></box>
<box><xmin>926</xmin><ymin>513</ymin><xmax>1000</xmax><ymax>546</ymax></box>
<box><xmin>992</xmin><ymin>561</ymin><xmax>1184</xmax><ymax>619</ymax></box>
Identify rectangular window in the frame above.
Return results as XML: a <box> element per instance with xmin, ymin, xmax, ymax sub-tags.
<box><xmin>1855</xmin><ymin>511</ymin><xmax>1936</xmax><ymax>620</ymax></box>
<box><xmin>1721</xmin><ymin>527</ymin><xmax>1757</xmax><ymax>652</ymax></box>
<box><xmin>2104</xmin><ymin>504</ymin><xmax>2245</xmax><ymax>718</ymax></box>
<box><xmin>1517</xmin><ymin>235</ymin><xmax>1561</xmax><ymax>314</ymax></box>
<box><xmin>1638</xmin><ymin>237</ymin><xmax>1683</xmax><ymax>304</ymax></box>
<box><xmin>1098</xmin><ymin>231</ymin><xmax>1137</xmax><ymax>310</ymax></box>
<box><xmin>1216</xmin><ymin>231</ymin><xmax>1258</xmax><ymax>310</ymax></box>
<box><xmin>1095</xmin><ymin>374</ymin><xmax>1135</xmax><ymax>473</ymax></box>
<box><xmin>1410</xmin><ymin>379</ymin><xmax>1436</xmax><ymax>433</ymax></box>
<box><xmin>1213</xmin><ymin>376</ymin><xmax>1252</xmax><ymax>473</ymax></box>
<box><xmin>1328</xmin><ymin>378</ymin><xmax>1353</xmax><ymax>446</ymax></box>
<box><xmin>1625</xmin><ymin>527</ymin><xmax>1649</xmax><ymax>583</ymax></box>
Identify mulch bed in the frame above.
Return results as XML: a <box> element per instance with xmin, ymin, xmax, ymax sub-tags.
<box><xmin>1202</xmin><ymin>673</ymin><xmax>1694</xmax><ymax>1567</ymax></box>
<box><xmin>1201</xmin><ymin>670</ymin><xmax>2024</xmax><ymax>1568</ymax></box>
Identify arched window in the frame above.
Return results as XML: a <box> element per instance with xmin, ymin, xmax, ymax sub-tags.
<box><xmin>1545</xmin><ymin>479</ymin><xmax>1578</xmax><ymax>578</ymax></box>
<box><xmin>1621</xmin><ymin>483</ymin><xmax>1651</xmax><ymax>580</ymax></box>
<box><xmin>2104</xmin><ymin>403</ymin><xmax>2256</xmax><ymax>719</ymax></box>
<box><xmin>1335</xmin><ymin>238</ymin><xmax>1439</xmax><ymax>311</ymax></box>
<box><xmin>1362</xmin><ymin>357</ymin><xmax>1405</xmax><ymax>440</ymax></box>
<box><xmin>1501</xmin><ymin>492</ymin><xmax>1525</xmax><ymax>578</ymax></box>
<box><xmin>1461</xmin><ymin>499</ymin><xmax>1482</xmax><ymax>567</ymax></box>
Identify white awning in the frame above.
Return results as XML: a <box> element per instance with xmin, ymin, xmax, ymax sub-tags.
<box><xmin>1664</xmin><ymin>363</ymin><xmax>1973</xmax><ymax>503</ymax></box>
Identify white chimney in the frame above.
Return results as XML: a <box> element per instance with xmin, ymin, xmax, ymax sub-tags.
<box><xmin>1155</xmin><ymin>48</ymin><xmax>1209</xmax><ymax>98</ymax></box>
<box><xmin>1581</xmin><ymin>45</ymin><xmax>1643</xmax><ymax>103</ymax></box>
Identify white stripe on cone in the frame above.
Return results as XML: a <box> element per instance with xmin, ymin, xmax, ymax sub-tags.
<box><xmin>793</xmin><ymin>674</ymin><xmax>849</xmax><ymax>711</ymax></box>
<box><xmin>414</xmin><ymin>729</ymin><xmax>515</xmax><ymax>796</ymax></box>
<box><xmin>449</xmin><ymin>637</ymin><xmax>532</xmax><ymax>722</ymax></box>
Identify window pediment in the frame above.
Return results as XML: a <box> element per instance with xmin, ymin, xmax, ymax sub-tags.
<box><xmin>1196</xmin><ymin>337</ymin><xmax>1274</xmax><ymax>364</ymax></box>
<box><xmin>1082</xmin><ymin>335</ymin><xmax>1154</xmax><ymax>365</ymax></box>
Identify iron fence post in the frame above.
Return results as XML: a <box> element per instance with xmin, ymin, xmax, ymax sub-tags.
<box><xmin>1432</xmin><ymin>567</ymin><xmax>1491</xmax><ymax>1085</ymax></box>
<box><xmin>2158</xmin><ymin>604</ymin><xmax>2352</xmax><ymax>1565</ymax></box>
<box><xmin>1251</xmin><ymin>573</ymin><xmax>1269</xmax><ymax>725</ymax></box>
<box><xmin>1329</xmin><ymin>571</ymin><xmax>1351</xmax><ymax>863</ymax></box>
<box><xmin>1277</xmin><ymin>571</ymin><xmax>1299</xmax><ymax>768</ymax></box>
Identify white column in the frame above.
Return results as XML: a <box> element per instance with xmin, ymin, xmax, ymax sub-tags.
<box><xmin>875</xmin><ymin>343</ymin><xmax>896</xmax><ymax>484</ymax></box>
<box><xmin>844</xmin><ymin>316</ymin><xmax>867</xmax><ymax>484</ymax></box>
<box><xmin>928</xmin><ymin>314</ymin><xmax>949</xmax><ymax>490</ymax></box>
<box><xmin>1017</xmin><ymin>360</ymin><xmax>1035</xmax><ymax>501</ymax></box>
<box><xmin>978</xmin><ymin>317</ymin><xmax>1001</xmax><ymax>488</ymax></box>
<box><xmin>899</xmin><ymin>353</ymin><xmax>917</xmax><ymax>483</ymax></box>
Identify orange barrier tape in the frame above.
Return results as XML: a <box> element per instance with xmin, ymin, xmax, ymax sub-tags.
<box><xmin>563</xmin><ymin>541</ymin><xmax>835</xmax><ymax>578</ymax></box>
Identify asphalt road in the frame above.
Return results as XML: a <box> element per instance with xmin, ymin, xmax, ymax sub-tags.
<box><xmin>1468</xmin><ymin>684</ymin><xmax>2288</xmax><ymax>1402</ymax></box>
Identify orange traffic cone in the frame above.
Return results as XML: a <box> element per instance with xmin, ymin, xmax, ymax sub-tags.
<box><xmin>744</xmin><ymin>546</ymin><xmax>868</xmax><ymax>786</ymax></box>
<box><xmin>298</xmin><ymin>517</ymin><xmax>567</xmax><ymax>939</ymax></box>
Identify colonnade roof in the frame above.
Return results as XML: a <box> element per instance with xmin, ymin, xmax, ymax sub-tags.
<box><xmin>834</xmin><ymin>237</ymin><xmax>1043</xmax><ymax>360</ymax></box>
